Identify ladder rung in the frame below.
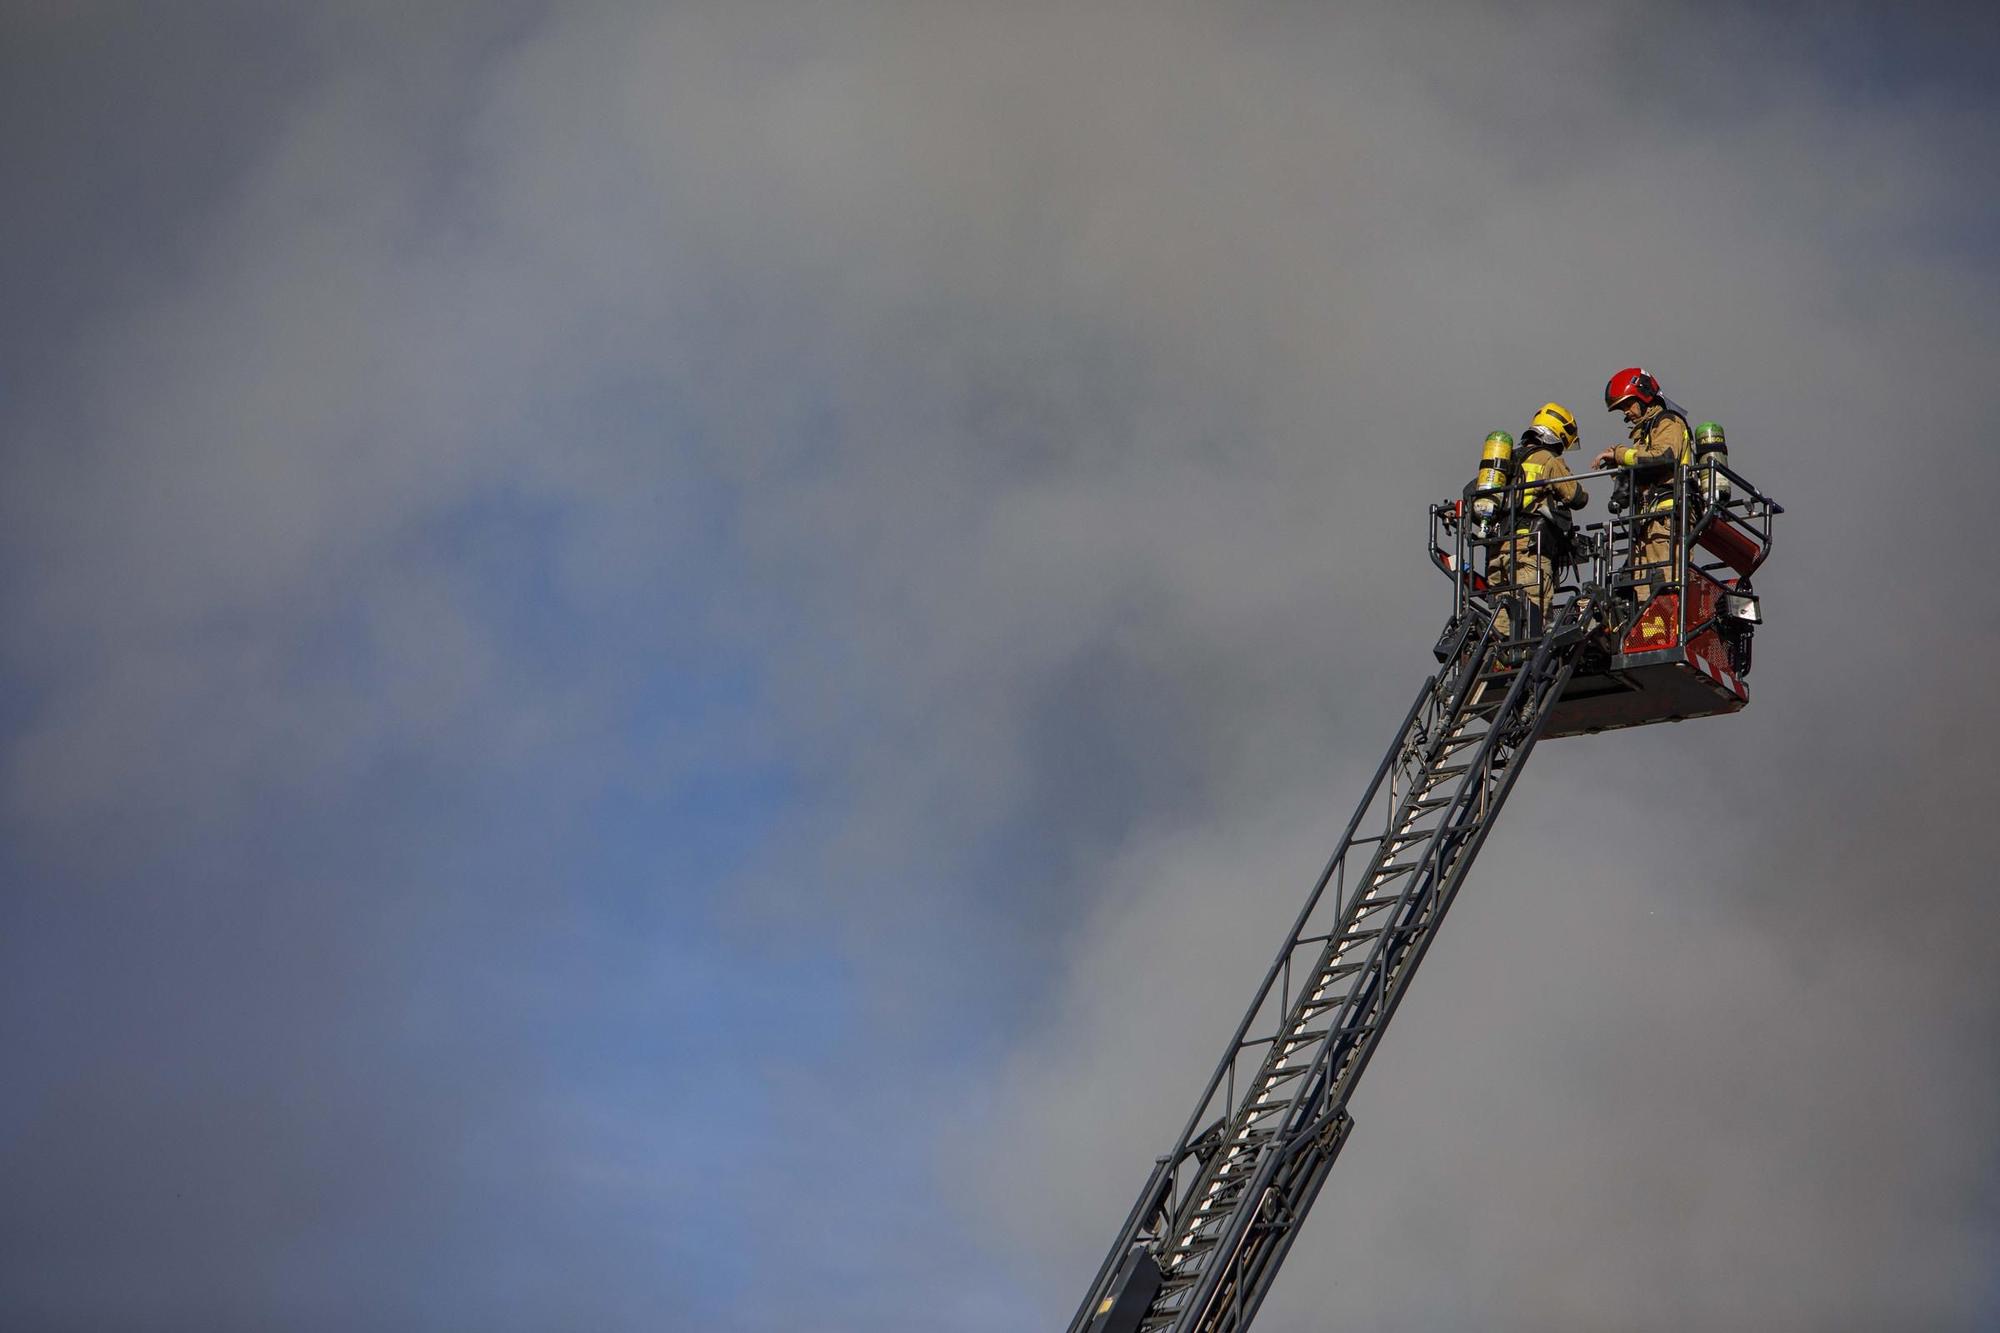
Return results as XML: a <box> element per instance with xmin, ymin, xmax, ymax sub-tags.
<box><xmin>1192</xmin><ymin>1189</ymin><xmax>1244</xmax><ymax>1217</ymax></box>
<box><xmin>1257</xmin><ymin>1063</ymin><xmax>1311</xmax><ymax>1086</ymax></box>
<box><xmin>1192</xmin><ymin>1188</ymin><xmax>1248</xmax><ymax>1217</ymax></box>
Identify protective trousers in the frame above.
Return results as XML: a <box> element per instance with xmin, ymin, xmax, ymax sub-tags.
<box><xmin>1631</xmin><ymin>513</ymin><xmax>1674</xmax><ymax>604</ymax></box>
<box><xmin>1487</xmin><ymin>538</ymin><xmax>1554</xmax><ymax>645</ymax></box>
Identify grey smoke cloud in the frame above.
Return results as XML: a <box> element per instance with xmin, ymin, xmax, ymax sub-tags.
<box><xmin>2</xmin><ymin>3</ymin><xmax>1996</xmax><ymax>1330</ymax></box>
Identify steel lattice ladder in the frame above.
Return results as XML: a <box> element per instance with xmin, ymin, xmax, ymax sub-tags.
<box><xmin>1068</xmin><ymin>592</ymin><xmax>1605</xmax><ymax>1333</ymax></box>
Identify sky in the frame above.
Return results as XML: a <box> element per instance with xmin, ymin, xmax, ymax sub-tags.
<box><xmin>3</xmin><ymin>3</ymin><xmax>1998</xmax><ymax>1331</ymax></box>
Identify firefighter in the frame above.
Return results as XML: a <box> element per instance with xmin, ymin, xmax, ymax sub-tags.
<box><xmin>1489</xmin><ymin>402</ymin><xmax>1588</xmax><ymax>655</ymax></box>
<box><xmin>1593</xmin><ymin>367</ymin><xmax>1692</xmax><ymax>603</ymax></box>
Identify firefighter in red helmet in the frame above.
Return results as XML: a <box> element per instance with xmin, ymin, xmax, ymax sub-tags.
<box><xmin>1594</xmin><ymin>367</ymin><xmax>1692</xmax><ymax>603</ymax></box>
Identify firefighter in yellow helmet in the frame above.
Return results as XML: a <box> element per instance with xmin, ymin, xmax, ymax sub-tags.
<box><xmin>1594</xmin><ymin>367</ymin><xmax>1693</xmax><ymax>604</ymax></box>
<box><xmin>1489</xmin><ymin>402</ymin><xmax>1588</xmax><ymax>654</ymax></box>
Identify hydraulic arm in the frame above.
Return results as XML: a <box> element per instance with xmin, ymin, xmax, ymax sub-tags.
<box><xmin>1068</xmin><ymin>594</ymin><xmax>1601</xmax><ymax>1333</ymax></box>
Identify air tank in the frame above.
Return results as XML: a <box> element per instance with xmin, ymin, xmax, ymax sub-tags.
<box><xmin>1467</xmin><ymin>430</ymin><xmax>1515</xmax><ymax>541</ymax></box>
<box><xmin>1693</xmin><ymin>420</ymin><xmax>1729</xmax><ymax>507</ymax></box>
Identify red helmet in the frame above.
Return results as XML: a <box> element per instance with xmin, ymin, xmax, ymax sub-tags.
<box><xmin>1604</xmin><ymin>366</ymin><xmax>1660</xmax><ymax>411</ymax></box>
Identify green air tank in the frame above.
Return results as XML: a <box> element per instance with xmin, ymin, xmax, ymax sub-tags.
<box><xmin>1693</xmin><ymin>420</ymin><xmax>1729</xmax><ymax>507</ymax></box>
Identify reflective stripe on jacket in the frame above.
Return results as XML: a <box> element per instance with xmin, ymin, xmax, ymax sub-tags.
<box><xmin>1616</xmin><ymin>406</ymin><xmax>1691</xmax><ymax>512</ymax></box>
<box><xmin>1512</xmin><ymin>447</ymin><xmax>1584</xmax><ymax>536</ymax></box>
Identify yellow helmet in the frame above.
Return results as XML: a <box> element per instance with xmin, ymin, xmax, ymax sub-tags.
<box><xmin>1529</xmin><ymin>401</ymin><xmax>1579</xmax><ymax>452</ymax></box>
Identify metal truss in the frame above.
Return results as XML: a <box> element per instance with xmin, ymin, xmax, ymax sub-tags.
<box><xmin>1067</xmin><ymin>592</ymin><xmax>1603</xmax><ymax>1333</ymax></box>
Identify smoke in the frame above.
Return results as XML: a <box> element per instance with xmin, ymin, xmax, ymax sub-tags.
<box><xmin>2</xmin><ymin>2</ymin><xmax>1996</xmax><ymax>1329</ymax></box>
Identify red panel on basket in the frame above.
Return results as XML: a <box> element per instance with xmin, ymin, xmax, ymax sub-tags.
<box><xmin>1696</xmin><ymin>520</ymin><xmax>1765</xmax><ymax>577</ymax></box>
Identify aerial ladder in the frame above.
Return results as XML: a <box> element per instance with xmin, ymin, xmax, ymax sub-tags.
<box><xmin>1067</xmin><ymin>450</ymin><xmax>1780</xmax><ymax>1333</ymax></box>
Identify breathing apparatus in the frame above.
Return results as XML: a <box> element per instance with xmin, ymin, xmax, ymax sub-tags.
<box><xmin>1467</xmin><ymin>431</ymin><xmax>1515</xmax><ymax>542</ymax></box>
<box><xmin>1693</xmin><ymin>420</ymin><xmax>1730</xmax><ymax>507</ymax></box>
